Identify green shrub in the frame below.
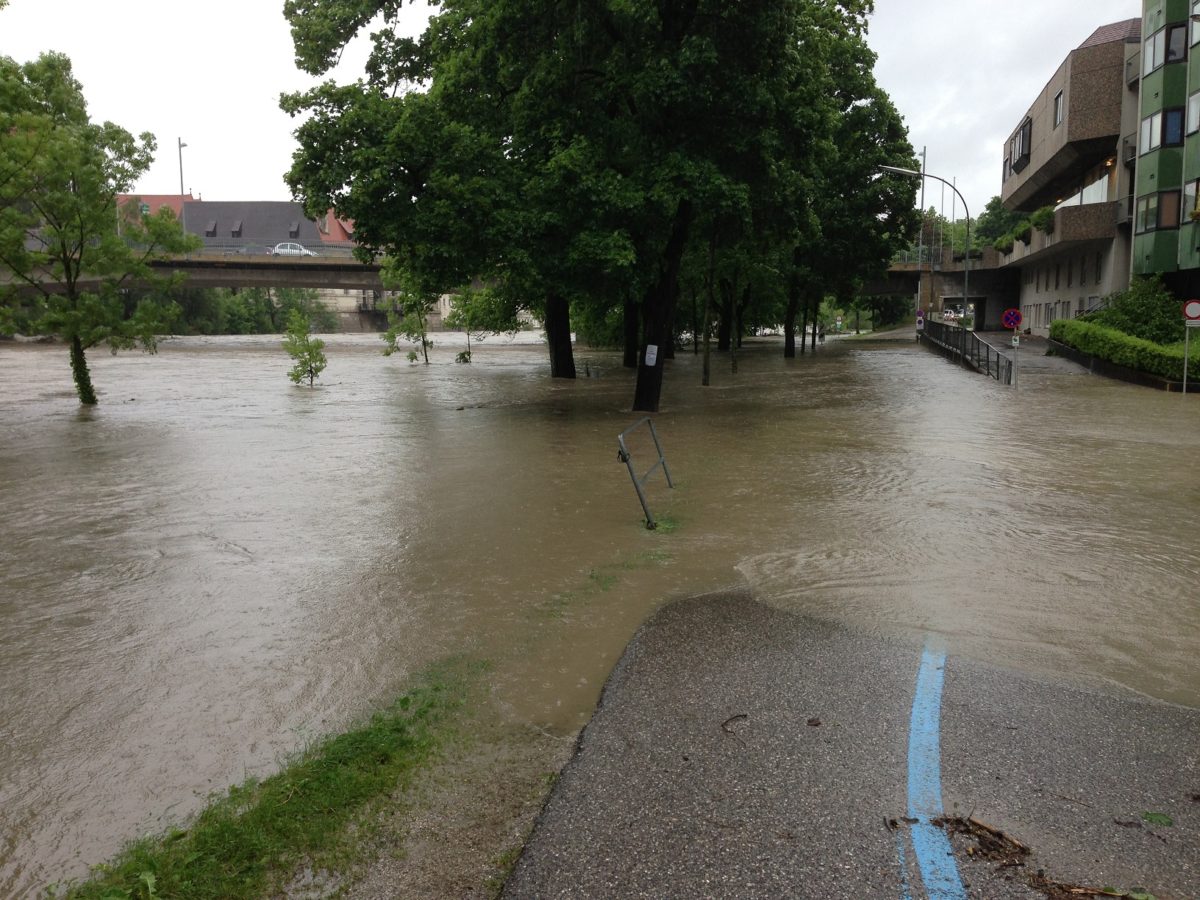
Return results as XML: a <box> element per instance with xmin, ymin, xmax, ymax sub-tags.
<box><xmin>993</xmin><ymin>234</ymin><xmax>1015</xmax><ymax>253</ymax></box>
<box><xmin>1014</xmin><ymin>222</ymin><xmax>1032</xmax><ymax>243</ymax></box>
<box><xmin>1050</xmin><ymin>318</ymin><xmax>1187</xmax><ymax>381</ymax></box>
<box><xmin>1082</xmin><ymin>275</ymin><xmax>1184</xmax><ymax>345</ymax></box>
<box><xmin>1030</xmin><ymin>206</ymin><xmax>1056</xmax><ymax>234</ymax></box>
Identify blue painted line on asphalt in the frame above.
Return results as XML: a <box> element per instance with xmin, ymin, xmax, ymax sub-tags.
<box><xmin>906</xmin><ymin>644</ymin><xmax>965</xmax><ymax>898</ymax></box>
<box><xmin>894</xmin><ymin>831</ymin><xmax>913</xmax><ymax>900</ymax></box>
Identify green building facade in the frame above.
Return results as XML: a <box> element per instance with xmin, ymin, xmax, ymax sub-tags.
<box><xmin>1133</xmin><ymin>0</ymin><xmax>1200</xmax><ymax>289</ymax></box>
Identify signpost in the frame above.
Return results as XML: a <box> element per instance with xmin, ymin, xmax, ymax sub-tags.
<box><xmin>1183</xmin><ymin>300</ymin><xmax>1200</xmax><ymax>394</ymax></box>
<box><xmin>1002</xmin><ymin>308</ymin><xmax>1023</xmax><ymax>388</ymax></box>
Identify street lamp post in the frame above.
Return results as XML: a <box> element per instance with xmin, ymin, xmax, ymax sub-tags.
<box><xmin>880</xmin><ymin>165</ymin><xmax>970</xmax><ymax>332</ymax></box>
<box><xmin>178</xmin><ymin>137</ymin><xmax>188</xmax><ymax>236</ymax></box>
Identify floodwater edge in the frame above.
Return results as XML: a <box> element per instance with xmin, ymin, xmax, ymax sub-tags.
<box><xmin>54</xmin><ymin>656</ymin><xmax>513</xmax><ymax>899</ymax></box>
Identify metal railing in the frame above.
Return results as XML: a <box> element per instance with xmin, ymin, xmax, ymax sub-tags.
<box><xmin>178</xmin><ymin>239</ymin><xmax>366</xmax><ymax>260</ymax></box>
<box><xmin>617</xmin><ymin>417</ymin><xmax>674</xmax><ymax>529</ymax></box>
<box><xmin>921</xmin><ymin>320</ymin><xmax>1012</xmax><ymax>385</ymax></box>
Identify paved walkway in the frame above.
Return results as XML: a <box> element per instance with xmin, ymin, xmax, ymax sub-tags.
<box><xmin>971</xmin><ymin>332</ymin><xmax>1090</xmax><ymax>376</ymax></box>
<box><xmin>503</xmin><ymin>592</ymin><xmax>1199</xmax><ymax>899</ymax></box>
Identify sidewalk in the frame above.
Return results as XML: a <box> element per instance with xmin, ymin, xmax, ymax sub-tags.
<box><xmin>502</xmin><ymin>592</ymin><xmax>1199</xmax><ymax>899</ymax></box>
<box><xmin>972</xmin><ymin>332</ymin><xmax>1090</xmax><ymax>375</ymax></box>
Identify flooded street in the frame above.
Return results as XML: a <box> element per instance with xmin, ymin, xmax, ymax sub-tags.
<box><xmin>1</xmin><ymin>332</ymin><xmax>1198</xmax><ymax>894</ymax></box>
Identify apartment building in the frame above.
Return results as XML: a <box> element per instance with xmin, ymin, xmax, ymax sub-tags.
<box><xmin>997</xmin><ymin>18</ymin><xmax>1142</xmax><ymax>335</ymax></box>
<box><xmin>1131</xmin><ymin>0</ymin><xmax>1200</xmax><ymax>297</ymax></box>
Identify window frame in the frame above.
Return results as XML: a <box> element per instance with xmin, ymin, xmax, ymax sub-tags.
<box><xmin>1135</xmin><ymin>189</ymin><xmax>1182</xmax><ymax>233</ymax></box>
<box><xmin>1053</xmin><ymin>91</ymin><xmax>1064</xmax><ymax>128</ymax></box>
<box><xmin>1011</xmin><ymin>118</ymin><xmax>1033</xmax><ymax>173</ymax></box>
<box><xmin>1141</xmin><ymin>107</ymin><xmax>1186</xmax><ymax>154</ymax></box>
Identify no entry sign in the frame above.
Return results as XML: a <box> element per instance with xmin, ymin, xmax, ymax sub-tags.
<box><xmin>1184</xmin><ymin>299</ymin><xmax>1200</xmax><ymax>321</ymax></box>
<box><xmin>1002</xmin><ymin>308</ymin><xmax>1023</xmax><ymax>330</ymax></box>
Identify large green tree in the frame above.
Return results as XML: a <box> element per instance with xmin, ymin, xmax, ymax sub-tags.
<box><xmin>282</xmin><ymin>1</ymin><xmax>913</xmax><ymax>409</ymax></box>
<box><xmin>0</xmin><ymin>52</ymin><xmax>197</xmax><ymax>404</ymax></box>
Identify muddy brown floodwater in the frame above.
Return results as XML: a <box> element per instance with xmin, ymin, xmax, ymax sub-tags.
<box><xmin>1</xmin><ymin>332</ymin><xmax>1198</xmax><ymax>895</ymax></box>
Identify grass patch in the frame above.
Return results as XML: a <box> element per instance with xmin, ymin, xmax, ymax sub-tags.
<box><xmin>60</xmin><ymin>658</ymin><xmax>485</xmax><ymax>900</ymax></box>
<box><xmin>541</xmin><ymin>548</ymin><xmax>673</xmax><ymax>619</ymax></box>
<box><xmin>650</xmin><ymin>513</ymin><xmax>679</xmax><ymax>533</ymax></box>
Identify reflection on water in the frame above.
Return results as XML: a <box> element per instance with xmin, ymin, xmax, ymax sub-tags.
<box><xmin>1</xmin><ymin>333</ymin><xmax>1198</xmax><ymax>893</ymax></box>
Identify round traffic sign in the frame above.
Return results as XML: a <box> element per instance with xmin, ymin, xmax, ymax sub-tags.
<box><xmin>1183</xmin><ymin>299</ymin><xmax>1200</xmax><ymax>320</ymax></box>
<box><xmin>1002</xmin><ymin>308</ymin><xmax>1023</xmax><ymax>329</ymax></box>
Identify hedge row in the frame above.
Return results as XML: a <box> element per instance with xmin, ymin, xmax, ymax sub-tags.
<box><xmin>1049</xmin><ymin>319</ymin><xmax>1188</xmax><ymax>381</ymax></box>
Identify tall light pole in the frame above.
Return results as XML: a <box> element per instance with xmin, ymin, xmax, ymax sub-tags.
<box><xmin>178</xmin><ymin>137</ymin><xmax>187</xmax><ymax>236</ymax></box>
<box><xmin>914</xmin><ymin>147</ymin><xmax>927</xmax><ymax>318</ymax></box>
<box><xmin>881</xmin><ymin>165</ymin><xmax>970</xmax><ymax>329</ymax></box>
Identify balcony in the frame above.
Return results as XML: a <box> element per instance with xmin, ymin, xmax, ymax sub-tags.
<box><xmin>997</xmin><ymin>201</ymin><xmax>1119</xmax><ymax>266</ymax></box>
<box><xmin>1126</xmin><ymin>51</ymin><xmax>1140</xmax><ymax>85</ymax></box>
<box><xmin>1122</xmin><ymin>133</ymin><xmax>1137</xmax><ymax>167</ymax></box>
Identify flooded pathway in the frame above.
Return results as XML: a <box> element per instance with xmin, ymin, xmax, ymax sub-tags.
<box><xmin>1</xmin><ymin>333</ymin><xmax>1197</xmax><ymax>894</ymax></box>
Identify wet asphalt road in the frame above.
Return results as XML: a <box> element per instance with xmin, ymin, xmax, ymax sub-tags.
<box><xmin>502</xmin><ymin>592</ymin><xmax>1199</xmax><ymax>899</ymax></box>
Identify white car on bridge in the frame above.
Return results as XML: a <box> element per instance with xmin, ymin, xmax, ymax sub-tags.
<box><xmin>271</xmin><ymin>242</ymin><xmax>317</xmax><ymax>257</ymax></box>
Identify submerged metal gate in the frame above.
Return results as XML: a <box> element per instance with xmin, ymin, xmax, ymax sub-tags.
<box><xmin>617</xmin><ymin>417</ymin><xmax>674</xmax><ymax>529</ymax></box>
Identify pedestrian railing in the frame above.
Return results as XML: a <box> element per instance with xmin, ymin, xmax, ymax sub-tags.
<box><xmin>617</xmin><ymin>417</ymin><xmax>674</xmax><ymax>530</ymax></box>
<box><xmin>921</xmin><ymin>321</ymin><xmax>1012</xmax><ymax>385</ymax></box>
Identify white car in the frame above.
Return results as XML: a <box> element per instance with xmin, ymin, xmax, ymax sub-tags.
<box><xmin>271</xmin><ymin>242</ymin><xmax>317</xmax><ymax>257</ymax></box>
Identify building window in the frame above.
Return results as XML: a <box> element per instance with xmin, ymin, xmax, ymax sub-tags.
<box><xmin>1003</xmin><ymin>156</ymin><xmax>1011</xmax><ymax>182</ymax></box>
<box><xmin>1186</xmin><ymin>179</ymin><xmax>1200</xmax><ymax>222</ymax></box>
<box><xmin>1095</xmin><ymin>253</ymin><xmax>1103</xmax><ymax>283</ymax></box>
<box><xmin>1193</xmin><ymin>1</ymin><xmax>1200</xmax><ymax>46</ymax></box>
<box><xmin>1011</xmin><ymin>118</ymin><xmax>1033</xmax><ymax>173</ymax></box>
<box><xmin>1079</xmin><ymin>255</ymin><xmax>1087</xmax><ymax>286</ymax></box>
<box><xmin>1168</xmin><ymin>23</ymin><xmax>1188</xmax><ymax>62</ymax></box>
<box><xmin>1135</xmin><ymin>190</ymin><xmax>1182</xmax><ymax>233</ymax></box>
<box><xmin>1053</xmin><ymin>91</ymin><xmax>1064</xmax><ymax>128</ymax></box>
<box><xmin>1165</xmin><ymin>108</ymin><xmax>1185</xmax><ymax>145</ymax></box>
<box><xmin>1141</xmin><ymin>108</ymin><xmax>1185</xmax><ymax>153</ymax></box>
<box><xmin>1189</xmin><ymin>91</ymin><xmax>1200</xmax><ymax>134</ymax></box>
<box><xmin>1145</xmin><ymin>25</ymin><xmax>1188</xmax><ymax>74</ymax></box>
<box><xmin>1067</xmin><ymin>259</ymin><xmax>1073</xmax><ymax>288</ymax></box>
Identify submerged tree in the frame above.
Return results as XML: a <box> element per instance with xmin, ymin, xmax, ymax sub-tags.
<box><xmin>282</xmin><ymin>308</ymin><xmax>328</xmax><ymax>386</ymax></box>
<box><xmin>0</xmin><ymin>52</ymin><xmax>198</xmax><ymax>404</ymax></box>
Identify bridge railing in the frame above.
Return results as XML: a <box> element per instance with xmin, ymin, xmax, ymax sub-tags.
<box><xmin>178</xmin><ymin>240</ymin><xmax>365</xmax><ymax>260</ymax></box>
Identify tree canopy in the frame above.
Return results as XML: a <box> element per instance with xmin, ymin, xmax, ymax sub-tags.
<box><xmin>282</xmin><ymin>0</ymin><xmax>917</xmax><ymax>409</ymax></box>
<box><xmin>0</xmin><ymin>51</ymin><xmax>198</xmax><ymax>404</ymax></box>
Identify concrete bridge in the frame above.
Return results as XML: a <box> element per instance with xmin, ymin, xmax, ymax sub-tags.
<box><xmin>864</xmin><ymin>246</ymin><xmax>1020</xmax><ymax>331</ymax></box>
<box><xmin>150</xmin><ymin>243</ymin><xmax>384</xmax><ymax>291</ymax></box>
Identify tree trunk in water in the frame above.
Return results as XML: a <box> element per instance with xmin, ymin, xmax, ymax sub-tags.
<box><xmin>784</xmin><ymin>297</ymin><xmax>798</xmax><ymax>358</ymax></box>
<box><xmin>809</xmin><ymin>296</ymin><xmax>819</xmax><ymax>352</ymax></box>
<box><xmin>691</xmin><ymin>284</ymin><xmax>699</xmax><ymax>355</ymax></box>
<box><xmin>702</xmin><ymin>234</ymin><xmax>715</xmax><ymax>386</ymax></box>
<box><xmin>70</xmin><ymin>335</ymin><xmax>98</xmax><ymax>405</ymax></box>
<box><xmin>784</xmin><ymin>251</ymin><xmax>801</xmax><ymax>359</ymax></box>
<box><xmin>735</xmin><ymin>284</ymin><xmax>750</xmax><ymax>350</ymax></box>
<box><xmin>545</xmin><ymin>293</ymin><xmax>576</xmax><ymax>379</ymax></box>
<box><xmin>633</xmin><ymin>200</ymin><xmax>692</xmax><ymax>412</ymax></box>
<box><xmin>623</xmin><ymin>291</ymin><xmax>639</xmax><ymax>369</ymax></box>
<box><xmin>799</xmin><ymin>300</ymin><xmax>809</xmax><ymax>356</ymax></box>
<box><xmin>716</xmin><ymin>278</ymin><xmax>733</xmax><ymax>352</ymax></box>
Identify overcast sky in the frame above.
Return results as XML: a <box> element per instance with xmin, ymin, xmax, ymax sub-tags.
<box><xmin>2</xmin><ymin>0</ymin><xmax>1141</xmax><ymax>222</ymax></box>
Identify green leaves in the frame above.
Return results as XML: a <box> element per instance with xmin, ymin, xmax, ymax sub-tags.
<box><xmin>282</xmin><ymin>309</ymin><xmax>328</xmax><ymax>386</ymax></box>
<box><xmin>1140</xmin><ymin>811</ymin><xmax>1174</xmax><ymax>827</ymax></box>
<box><xmin>1</xmin><ymin>50</ymin><xmax>198</xmax><ymax>402</ymax></box>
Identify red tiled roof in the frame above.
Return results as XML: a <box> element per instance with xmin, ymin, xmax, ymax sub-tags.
<box><xmin>1078</xmin><ymin>18</ymin><xmax>1141</xmax><ymax>49</ymax></box>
